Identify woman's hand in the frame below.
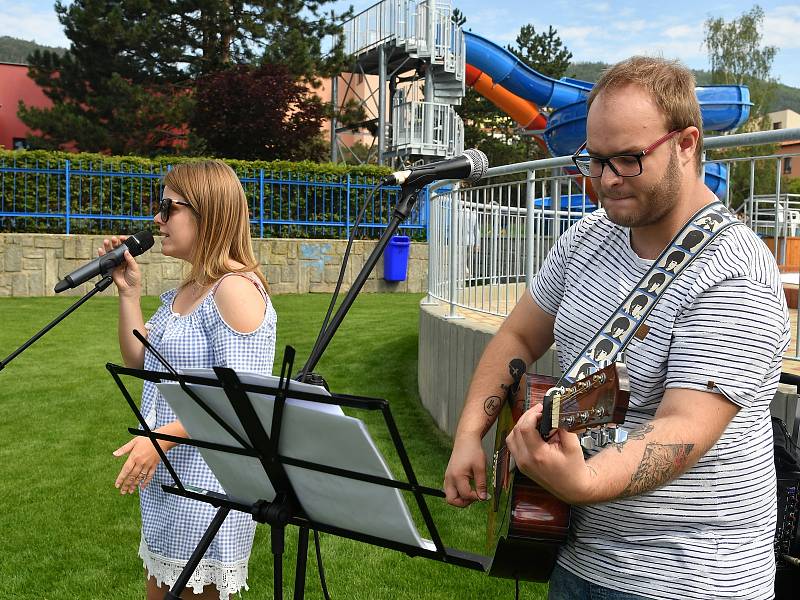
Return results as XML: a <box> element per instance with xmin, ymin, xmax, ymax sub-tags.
<box><xmin>98</xmin><ymin>236</ymin><xmax>142</xmax><ymax>297</ymax></box>
<box><xmin>113</xmin><ymin>436</ymin><xmax>162</xmax><ymax>494</ymax></box>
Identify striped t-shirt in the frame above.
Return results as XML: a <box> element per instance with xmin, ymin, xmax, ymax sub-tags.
<box><xmin>530</xmin><ymin>207</ymin><xmax>790</xmax><ymax>600</ymax></box>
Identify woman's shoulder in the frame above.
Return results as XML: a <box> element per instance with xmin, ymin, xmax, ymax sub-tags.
<box><xmin>208</xmin><ymin>272</ymin><xmax>272</xmax><ymax>334</ymax></box>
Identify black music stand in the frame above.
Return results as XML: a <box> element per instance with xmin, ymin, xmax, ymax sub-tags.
<box><xmin>775</xmin><ymin>372</ymin><xmax>800</xmax><ymax>599</ymax></box>
<box><xmin>107</xmin><ymin>345</ymin><xmax>489</xmax><ymax>600</ymax></box>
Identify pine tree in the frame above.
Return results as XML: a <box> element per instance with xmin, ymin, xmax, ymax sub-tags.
<box><xmin>508</xmin><ymin>25</ymin><xmax>572</xmax><ymax>80</ymax></box>
<box><xmin>18</xmin><ymin>0</ymin><xmax>349</xmax><ymax>155</ymax></box>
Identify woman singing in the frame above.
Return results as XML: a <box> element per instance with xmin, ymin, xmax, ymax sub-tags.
<box><xmin>101</xmin><ymin>160</ymin><xmax>277</xmax><ymax>599</ymax></box>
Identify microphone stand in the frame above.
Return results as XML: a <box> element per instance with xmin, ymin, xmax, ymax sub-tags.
<box><xmin>0</xmin><ymin>276</ymin><xmax>113</xmax><ymax>372</ymax></box>
<box><xmin>300</xmin><ymin>184</ymin><xmax>421</xmax><ymax>377</ymax></box>
<box><xmin>288</xmin><ymin>184</ymin><xmax>421</xmax><ymax>599</ymax></box>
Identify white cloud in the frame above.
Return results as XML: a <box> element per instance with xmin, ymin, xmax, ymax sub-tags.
<box><xmin>558</xmin><ymin>26</ymin><xmax>601</xmax><ymax>44</ymax></box>
<box><xmin>763</xmin><ymin>6</ymin><xmax>800</xmax><ymax>50</ymax></box>
<box><xmin>0</xmin><ymin>2</ymin><xmax>68</xmax><ymax>48</ymax></box>
<box><xmin>610</xmin><ymin>19</ymin><xmax>650</xmax><ymax>33</ymax></box>
<box><xmin>663</xmin><ymin>24</ymin><xmax>696</xmax><ymax>39</ymax></box>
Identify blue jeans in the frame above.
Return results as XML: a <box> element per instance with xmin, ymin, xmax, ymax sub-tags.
<box><xmin>548</xmin><ymin>564</ymin><xmax>651</xmax><ymax>600</ymax></box>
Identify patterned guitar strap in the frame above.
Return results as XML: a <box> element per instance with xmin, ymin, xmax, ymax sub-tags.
<box><xmin>549</xmin><ymin>201</ymin><xmax>742</xmax><ymax>447</ymax></box>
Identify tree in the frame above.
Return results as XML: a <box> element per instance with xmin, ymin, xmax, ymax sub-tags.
<box><xmin>704</xmin><ymin>5</ymin><xmax>777</xmax><ymax>129</ymax></box>
<box><xmin>703</xmin><ymin>5</ymin><xmax>780</xmax><ymax>209</ymax></box>
<box><xmin>508</xmin><ymin>25</ymin><xmax>572</xmax><ymax>80</ymax></box>
<box><xmin>18</xmin><ymin>0</ymin><xmax>348</xmax><ymax>155</ymax></box>
<box><xmin>191</xmin><ymin>64</ymin><xmax>327</xmax><ymax>161</ymax></box>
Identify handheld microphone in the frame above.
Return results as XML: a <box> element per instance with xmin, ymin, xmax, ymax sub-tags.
<box><xmin>54</xmin><ymin>230</ymin><xmax>155</xmax><ymax>293</ymax></box>
<box><xmin>383</xmin><ymin>149</ymin><xmax>489</xmax><ymax>188</ymax></box>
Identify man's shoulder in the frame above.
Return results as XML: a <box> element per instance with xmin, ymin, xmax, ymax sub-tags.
<box><xmin>710</xmin><ymin>222</ymin><xmax>782</xmax><ymax>285</ymax></box>
<box><xmin>563</xmin><ymin>208</ymin><xmax>620</xmax><ymax>249</ymax></box>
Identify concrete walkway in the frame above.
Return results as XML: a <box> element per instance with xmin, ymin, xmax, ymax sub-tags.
<box><xmin>437</xmin><ymin>285</ymin><xmax>800</xmax><ymax>376</ymax></box>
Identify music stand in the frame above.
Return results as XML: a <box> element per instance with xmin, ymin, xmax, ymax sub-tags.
<box><xmin>107</xmin><ymin>345</ymin><xmax>489</xmax><ymax>600</ymax></box>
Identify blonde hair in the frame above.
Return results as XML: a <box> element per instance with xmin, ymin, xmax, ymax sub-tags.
<box><xmin>162</xmin><ymin>160</ymin><xmax>268</xmax><ymax>291</ymax></box>
<box><xmin>587</xmin><ymin>56</ymin><xmax>703</xmax><ymax>174</ymax></box>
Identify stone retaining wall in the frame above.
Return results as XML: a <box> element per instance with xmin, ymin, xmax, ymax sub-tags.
<box><xmin>0</xmin><ymin>233</ymin><xmax>427</xmax><ymax>296</ymax></box>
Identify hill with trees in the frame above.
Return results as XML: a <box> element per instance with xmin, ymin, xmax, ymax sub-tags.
<box><xmin>567</xmin><ymin>61</ymin><xmax>800</xmax><ymax>115</ymax></box>
<box><xmin>0</xmin><ymin>36</ymin><xmax>66</xmax><ymax>64</ymax></box>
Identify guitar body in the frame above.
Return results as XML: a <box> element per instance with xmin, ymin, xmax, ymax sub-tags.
<box><xmin>487</xmin><ymin>374</ymin><xmax>569</xmax><ymax>581</ymax></box>
<box><xmin>487</xmin><ymin>365</ymin><xmax>630</xmax><ymax>581</ymax></box>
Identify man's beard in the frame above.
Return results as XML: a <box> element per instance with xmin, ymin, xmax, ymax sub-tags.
<box><xmin>599</xmin><ymin>152</ymin><xmax>682</xmax><ymax>228</ymax></box>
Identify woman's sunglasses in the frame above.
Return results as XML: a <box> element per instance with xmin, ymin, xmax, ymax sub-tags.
<box><xmin>157</xmin><ymin>197</ymin><xmax>196</xmax><ymax>222</ymax></box>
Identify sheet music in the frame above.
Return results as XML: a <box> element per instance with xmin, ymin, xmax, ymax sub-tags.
<box><xmin>157</xmin><ymin>369</ymin><xmax>434</xmax><ymax>550</ymax></box>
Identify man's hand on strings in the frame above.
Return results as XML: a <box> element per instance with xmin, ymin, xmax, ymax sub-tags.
<box><xmin>444</xmin><ymin>433</ymin><xmax>488</xmax><ymax>507</ymax></box>
<box><xmin>505</xmin><ymin>403</ymin><xmax>595</xmax><ymax>504</ymax></box>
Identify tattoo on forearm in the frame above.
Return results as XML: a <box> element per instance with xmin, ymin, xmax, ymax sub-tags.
<box><xmin>484</xmin><ymin>395</ymin><xmax>502</xmax><ymax>417</ymax></box>
<box><xmin>620</xmin><ymin>442</ymin><xmax>694</xmax><ymax>498</ymax></box>
<box><xmin>613</xmin><ymin>423</ymin><xmax>654</xmax><ymax>453</ymax></box>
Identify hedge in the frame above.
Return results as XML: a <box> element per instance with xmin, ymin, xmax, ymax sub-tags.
<box><xmin>0</xmin><ymin>149</ymin><xmax>425</xmax><ymax>239</ymax></box>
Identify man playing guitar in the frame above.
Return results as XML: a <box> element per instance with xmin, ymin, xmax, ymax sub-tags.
<box><xmin>444</xmin><ymin>56</ymin><xmax>789</xmax><ymax>600</ymax></box>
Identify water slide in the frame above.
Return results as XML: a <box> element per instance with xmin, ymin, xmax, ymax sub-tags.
<box><xmin>462</xmin><ymin>31</ymin><xmax>751</xmax><ymax>199</ymax></box>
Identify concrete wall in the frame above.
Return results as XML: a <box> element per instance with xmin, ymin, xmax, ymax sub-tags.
<box><xmin>418</xmin><ymin>300</ymin><xmax>561</xmax><ymax>458</ymax></box>
<box><xmin>0</xmin><ymin>233</ymin><xmax>428</xmax><ymax>297</ymax></box>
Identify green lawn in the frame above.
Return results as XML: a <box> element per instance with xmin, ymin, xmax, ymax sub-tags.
<box><xmin>0</xmin><ymin>293</ymin><xmax>547</xmax><ymax>600</ymax></box>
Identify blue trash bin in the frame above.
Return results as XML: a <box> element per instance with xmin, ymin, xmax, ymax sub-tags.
<box><xmin>384</xmin><ymin>235</ymin><xmax>411</xmax><ymax>281</ymax></box>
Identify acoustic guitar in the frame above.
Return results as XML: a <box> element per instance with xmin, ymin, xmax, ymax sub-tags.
<box><xmin>487</xmin><ymin>362</ymin><xmax>630</xmax><ymax>581</ymax></box>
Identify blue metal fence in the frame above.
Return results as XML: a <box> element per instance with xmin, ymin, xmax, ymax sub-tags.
<box><xmin>0</xmin><ymin>157</ymin><xmax>427</xmax><ymax>239</ymax></box>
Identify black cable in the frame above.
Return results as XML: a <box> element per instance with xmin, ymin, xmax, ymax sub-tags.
<box><xmin>314</xmin><ymin>529</ymin><xmax>332</xmax><ymax>600</ymax></box>
<box><xmin>299</xmin><ymin>180</ymin><xmax>384</xmax><ymax>380</ymax></box>
<box><xmin>515</xmin><ymin>576</ymin><xmax>520</xmax><ymax>600</ymax></box>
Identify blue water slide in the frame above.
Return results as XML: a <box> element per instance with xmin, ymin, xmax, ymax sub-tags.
<box><xmin>464</xmin><ymin>30</ymin><xmax>752</xmax><ymax>153</ymax></box>
<box><xmin>464</xmin><ymin>31</ymin><xmax>590</xmax><ymax>108</ymax></box>
<box><xmin>464</xmin><ymin>30</ymin><xmax>747</xmax><ymax>200</ymax></box>
<box><xmin>543</xmin><ymin>86</ymin><xmax>751</xmax><ymax>157</ymax></box>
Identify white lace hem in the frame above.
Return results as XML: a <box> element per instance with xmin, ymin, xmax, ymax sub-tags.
<box><xmin>139</xmin><ymin>535</ymin><xmax>250</xmax><ymax>599</ymax></box>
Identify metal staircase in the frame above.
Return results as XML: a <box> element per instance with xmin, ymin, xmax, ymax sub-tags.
<box><xmin>336</xmin><ymin>0</ymin><xmax>465</xmax><ymax>165</ymax></box>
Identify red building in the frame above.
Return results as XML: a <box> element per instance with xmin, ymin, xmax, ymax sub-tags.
<box><xmin>0</xmin><ymin>61</ymin><xmax>363</xmax><ymax>155</ymax></box>
<box><xmin>0</xmin><ymin>62</ymin><xmax>53</xmax><ymax>150</ymax></box>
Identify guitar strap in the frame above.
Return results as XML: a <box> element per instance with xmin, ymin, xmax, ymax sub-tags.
<box><xmin>557</xmin><ymin>200</ymin><xmax>742</xmax><ymax>387</ymax></box>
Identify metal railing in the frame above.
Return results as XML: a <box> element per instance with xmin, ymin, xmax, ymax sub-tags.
<box><xmin>342</xmin><ymin>0</ymin><xmax>400</xmax><ymax>56</ymax></box>
<box><xmin>0</xmin><ymin>158</ymin><xmax>427</xmax><ymax>239</ymax></box>
<box><xmin>391</xmin><ymin>100</ymin><xmax>464</xmax><ymax>158</ymax></box>
<box><xmin>427</xmin><ymin>127</ymin><xmax>800</xmax><ymax>353</ymax></box>
<box><xmin>342</xmin><ymin>0</ymin><xmax>463</xmax><ymax>74</ymax></box>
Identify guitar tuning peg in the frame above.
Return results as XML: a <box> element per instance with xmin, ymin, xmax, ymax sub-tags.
<box><xmin>610</xmin><ymin>427</ymin><xmax>628</xmax><ymax>444</ymax></box>
<box><xmin>579</xmin><ymin>426</ymin><xmax>624</xmax><ymax>450</ymax></box>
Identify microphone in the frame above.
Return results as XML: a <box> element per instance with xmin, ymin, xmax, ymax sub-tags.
<box><xmin>54</xmin><ymin>230</ymin><xmax>154</xmax><ymax>293</ymax></box>
<box><xmin>383</xmin><ymin>149</ymin><xmax>489</xmax><ymax>188</ymax></box>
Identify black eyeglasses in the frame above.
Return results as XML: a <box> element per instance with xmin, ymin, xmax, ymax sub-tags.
<box><xmin>157</xmin><ymin>197</ymin><xmax>195</xmax><ymax>222</ymax></box>
<box><xmin>572</xmin><ymin>130</ymin><xmax>681</xmax><ymax>178</ymax></box>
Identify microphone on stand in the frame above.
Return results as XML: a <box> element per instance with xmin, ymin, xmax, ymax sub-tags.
<box><xmin>54</xmin><ymin>230</ymin><xmax>154</xmax><ymax>293</ymax></box>
<box><xmin>383</xmin><ymin>149</ymin><xmax>489</xmax><ymax>189</ymax></box>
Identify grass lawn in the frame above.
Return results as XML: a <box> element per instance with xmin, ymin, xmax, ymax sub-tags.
<box><xmin>0</xmin><ymin>293</ymin><xmax>547</xmax><ymax>600</ymax></box>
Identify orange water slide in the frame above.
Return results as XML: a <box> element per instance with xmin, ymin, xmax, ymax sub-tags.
<box><xmin>465</xmin><ymin>64</ymin><xmax>547</xmax><ymax>132</ymax></box>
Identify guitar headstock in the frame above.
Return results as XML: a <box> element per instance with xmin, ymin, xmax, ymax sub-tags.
<box><xmin>537</xmin><ymin>362</ymin><xmax>630</xmax><ymax>439</ymax></box>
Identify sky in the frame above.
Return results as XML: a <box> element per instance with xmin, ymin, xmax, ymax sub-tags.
<box><xmin>2</xmin><ymin>0</ymin><xmax>799</xmax><ymax>88</ymax></box>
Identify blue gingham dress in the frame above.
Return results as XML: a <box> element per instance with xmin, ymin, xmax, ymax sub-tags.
<box><xmin>138</xmin><ymin>274</ymin><xmax>276</xmax><ymax>598</ymax></box>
